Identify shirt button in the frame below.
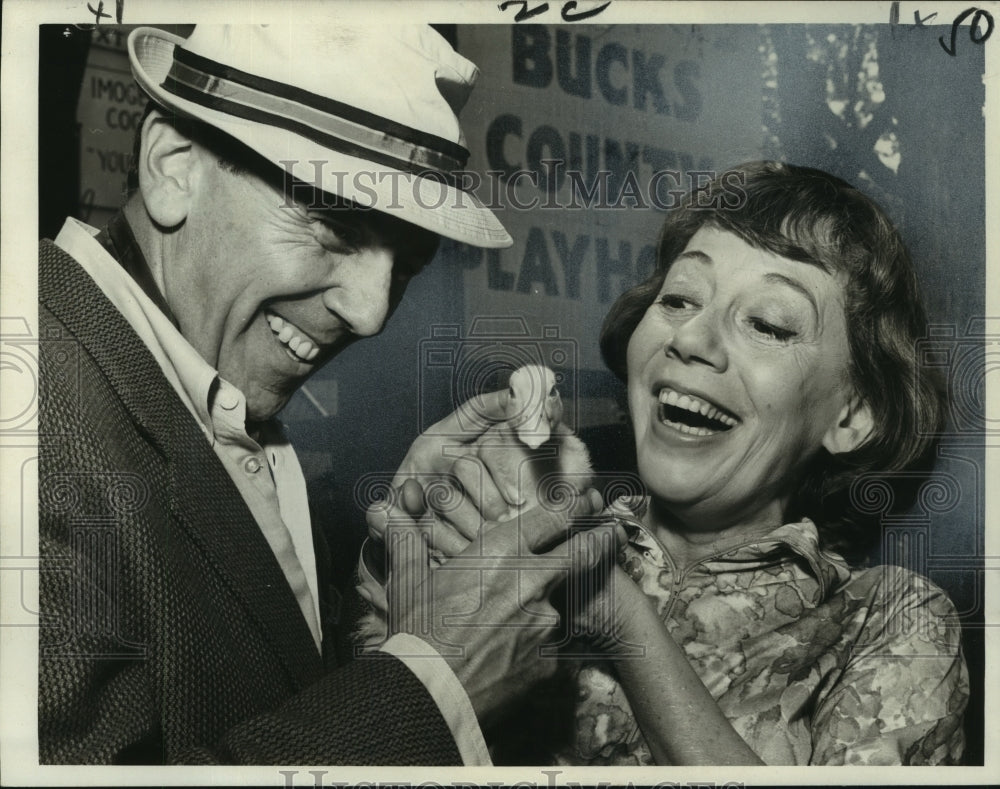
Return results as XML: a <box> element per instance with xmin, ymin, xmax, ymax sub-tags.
<box><xmin>219</xmin><ymin>392</ymin><xmax>240</xmax><ymax>411</ymax></box>
<box><xmin>244</xmin><ymin>456</ymin><xmax>263</xmax><ymax>474</ymax></box>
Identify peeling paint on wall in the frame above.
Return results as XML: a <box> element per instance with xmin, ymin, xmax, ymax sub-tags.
<box><xmin>875</xmin><ymin>128</ymin><xmax>901</xmax><ymax>173</ymax></box>
<box><xmin>769</xmin><ymin>26</ymin><xmax>905</xmax><ymax>181</ymax></box>
<box><xmin>806</xmin><ymin>30</ymin><xmax>851</xmax><ymax>119</ymax></box>
<box><xmin>855</xmin><ymin>33</ymin><xmax>885</xmax><ymax>129</ymax></box>
<box><xmin>759</xmin><ymin>26</ymin><xmax>784</xmax><ymax>161</ymax></box>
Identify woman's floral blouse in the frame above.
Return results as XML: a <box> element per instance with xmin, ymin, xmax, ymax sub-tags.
<box><xmin>555</xmin><ymin>500</ymin><xmax>969</xmax><ymax>766</ymax></box>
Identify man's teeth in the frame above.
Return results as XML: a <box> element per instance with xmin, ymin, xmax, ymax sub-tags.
<box><xmin>266</xmin><ymin>313</ymin><xmax>320</xmax><ymax>361</ymax></box>
<box><xmin>657</xmin><ymin>387</ymin><xmax>738</xmax><ymax>433</ymax></box>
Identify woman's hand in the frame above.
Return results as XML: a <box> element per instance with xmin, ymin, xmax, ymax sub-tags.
<box><xmin>570</xmin><ymin>557</ymin><xmax>766</xmax><ymax>766</ymax></box>
<box><xmin>569</xmin><ymin>561</ymin><xmax>654</xmax><ymax>657</ymax></box>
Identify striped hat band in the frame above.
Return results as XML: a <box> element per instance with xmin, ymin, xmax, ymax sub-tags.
<box><xmin>161</xmin><ymin>47</ymin><xmax>471</xmax><ymax>188</ymax></box>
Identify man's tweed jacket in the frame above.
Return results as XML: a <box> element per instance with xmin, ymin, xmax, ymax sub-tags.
<box><xmin>38</xmin><ymin>239</ymin><xmax>461</xmax><ymax>764</ymax></box>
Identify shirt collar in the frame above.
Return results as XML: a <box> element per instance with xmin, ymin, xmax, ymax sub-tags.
<box><xmin>94</xmin><ymin>212</ymin><xmax>179</xmax><ymax>326</ymax></box>
<box><xmin>55</xmin><ymin>216</ymin><xmax>246</xmax><ymax>442</ymax></box>
<box><xmin>608</xmin><ymin>496</ymin><xmax>853</xmax><ymax>598</ymax></box>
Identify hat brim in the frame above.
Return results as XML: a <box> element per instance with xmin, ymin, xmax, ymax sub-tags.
<box><xmin>128</xmin><ymin>27</ymin><xmax>512</xmax><ymax>249</ymax></box>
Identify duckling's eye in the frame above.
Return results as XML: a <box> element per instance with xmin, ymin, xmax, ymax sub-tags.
<box><xmin>548</xmin><ymin>385</ymin><xmax>557</xmax><ymax>397</ymax></box>
<box><xmin>508</xmin><ymin>386</ymin><xmax>516</xmax><ymax>398</ymax></box>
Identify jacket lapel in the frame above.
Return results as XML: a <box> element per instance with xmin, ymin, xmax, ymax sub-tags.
<box><xmin>165</xmin><ymin>424</ymin><xmax>325</xmax><ymax>685</ymax></box>
<box><xmin>40</xmin><ymin>240</ymin><xmax>324</xmax><ymax>686</ymax></box>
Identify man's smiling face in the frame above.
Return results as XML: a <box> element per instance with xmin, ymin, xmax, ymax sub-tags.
<box><xmin>161</xmin><ymin>142</ymin><xmax>437</xmax><ymax>420</ymax></box>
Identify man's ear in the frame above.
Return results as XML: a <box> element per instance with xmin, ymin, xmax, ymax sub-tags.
<box><xmin>136</xmin><ymin>110</ymin><xmax>197</xmax><ymax>229</ymax></box>
<box><xmin>822</xmin><ymin>394</ymin><xmax>875</xmax><ymax>456</ymax></box>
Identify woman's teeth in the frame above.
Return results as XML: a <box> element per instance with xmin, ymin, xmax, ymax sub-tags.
<box><xmin>658</xmin><ymin>387</ymin><xmax>738</xmax><ymax>434</ymax></box>
<box><xmin>266</xmin><ymin>313</ymin><xmax>320</xmax><ymax>362</ymax></box>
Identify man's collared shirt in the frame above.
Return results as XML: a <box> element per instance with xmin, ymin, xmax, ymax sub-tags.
<box><xmin>56</xmin><ymin>216</ymin><xmax>323</xmax><ymax>648</ymax></box>
<box><xmin>53</xmin><ymin>217</ymin><xmax>490</xmax><ymax>766</ymax></box>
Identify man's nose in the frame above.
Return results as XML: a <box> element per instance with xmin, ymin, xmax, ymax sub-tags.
<box><xmin>664</xmin><ymin>309</ymin><xmax>728</xmax><ymax>371</ymax></box>
<box><xmin>322</xmin><ymin>246</ymin><xmax>394</xmax><ymax>337</ymax></box>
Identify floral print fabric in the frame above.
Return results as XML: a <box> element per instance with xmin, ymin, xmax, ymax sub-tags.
<box><xmin>556</xmin><ymin>500</ymin><xmax>968</xmax><ymax>765</ymax></box>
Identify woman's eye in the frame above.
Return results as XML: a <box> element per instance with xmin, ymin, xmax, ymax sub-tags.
<box><xmin>749</xmin><ymin>318</ymin><xmax>796</xmax><ymax>341</ymax></box>
<box><xmin>657</xmin><ymin>293</ymin><xmax>697</xmax><ymax>311</ymax></box>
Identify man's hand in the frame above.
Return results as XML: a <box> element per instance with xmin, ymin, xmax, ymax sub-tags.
<box><xmin>391</xmin><ymin>389</ymin><xmax>508</xmax><ymax>487</ymax></box>
<box><xmin>368</xmin><ymin>387</ymin><xmax>530</xmax><ymax>548</ymax></box>
<box><xmin>383</xmin><ymin>489</ymin><xmax>612</xmax><ymax>729</ymax></box>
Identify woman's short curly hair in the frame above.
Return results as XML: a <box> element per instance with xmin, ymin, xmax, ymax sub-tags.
<box><xmin>599</xmin><ymin>161</ymin><xmax>946</xmax><ymax>560</ymax></box>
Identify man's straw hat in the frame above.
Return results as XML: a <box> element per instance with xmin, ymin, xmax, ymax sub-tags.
<box><xmin>128</xmin><ymin>24</ymin><xmax>511</xmax><ymax>248</ymax></box>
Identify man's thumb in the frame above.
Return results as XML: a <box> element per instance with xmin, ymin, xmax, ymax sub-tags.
<box><xmin>523</xmin><ymin>488</ymin><xmax>603</xmax><ymax>553</ymax></box>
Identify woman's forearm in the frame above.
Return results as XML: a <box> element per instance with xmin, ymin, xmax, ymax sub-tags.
<box><xmin>613</xmin><ymin>596</ymin><xmax>765</xmax><ymax>765</ymax></box>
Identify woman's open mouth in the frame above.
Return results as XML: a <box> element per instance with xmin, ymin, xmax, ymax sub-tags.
<box><xmin>657</xmin><ymin>387</ymin><xmax>739</xmax><ymax>436</ymax></box>
<box><xmin>265</xmin><ymin>310</ymin><xmax>321</xmax><ymax>363</ymax></box>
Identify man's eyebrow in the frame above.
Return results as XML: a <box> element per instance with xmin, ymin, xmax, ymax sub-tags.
<box><xmin>305</xmin><ymin>203</ymin><xmax>365</xmax><ymax>218</ymax></box>
<box><xmin>763</xmin><ymin>272</ymin><xmax>819</xmax><ymax>318</ymax></box>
